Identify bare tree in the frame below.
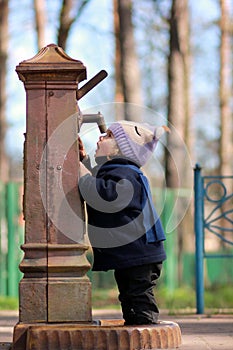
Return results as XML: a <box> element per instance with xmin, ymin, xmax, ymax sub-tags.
<box><xmin>219</xmin><ymin>0</ymin><xmax>233</xmax><ymax>178</ymax></box>
<box><xmin>114</xmin><ymin>0</ymin><xmax>143</xmax><ymax>121</ymax></box>
<box><xmin>113</xmin><ymin>0</ymin><xmax>124</xmax><ymax>104</ymax></box>
<box><xmin>33</xmin><ymin>0</ymin><xmax>90</xmax><ymax>51</ymax></box>
<box><xmin>166</xmin><ymin>0</ymin><xmax>192</xmax><ymax>188</ymax></box>
<box><xmin>165</xmin><ymin>0</ymin><xmax>192</xmax><ymax>281</ymax></box>
<box><xmin>57</xmin><ymin>0</ymin><xmax>90</xmax><ymax>50</ymax></box>
<box><xmin>0</xmin><ymin>0</ymin><xmax>9</xmax><ymax>181</ymax></box>
<box><xmin>218</xmin><ymin>0</ymin><xmax>233</xmax><ymax>241</ymax></box>
<box><xmin>33</xmin><ymin>0</ymin><xmax>46</xmax><ymax>50</ymax></box>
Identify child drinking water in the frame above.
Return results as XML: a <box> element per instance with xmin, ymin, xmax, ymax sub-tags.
<box><xmin>78</xmin><ymin>120</ymin><xmax>169</xmax><ymax>325</ymax></box>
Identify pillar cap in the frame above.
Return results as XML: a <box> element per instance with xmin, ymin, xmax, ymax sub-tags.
<box><xmin>16</xmin><ymin>43</ymin><xmax>87</xmax><ymax>83</ymax></box>
<box><xmin>18</xmin><ymin>43</ymin><xmax>85</xmax><ymax>66</ymax></box>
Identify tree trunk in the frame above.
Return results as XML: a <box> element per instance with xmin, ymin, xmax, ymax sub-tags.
<box><xmin>33</xmin><ymin>0</ymin><xmax>46</xmax><ymax>50</ymax></box>
<box><xmin>165</xmin><ymin>0</ymin><xmax>192</xmax><ymax>283</ymax></box>
<box><xmin>115</xmin><ymin>0</ymin><xmax>142</xmax><ymax>121</ymax></box>
<box><xmin>0</xmin><ymin>0</ymin><xmax>9</xmax><ymax>181</ymax></box>
<box><xmin>113</xmin><ymin>0</ymin><xmax>124</xmax><ymax>104</ymax></box>
<box><xmin>218</xmin><ymin>0</ymin><xmax>233</xmax><ymax>243</ymax></box>
<box><xmin>219</xmin><ymin>0</ymin><xmax>232</xmax><ymax>178</ymax></box>
<box><xmin>166</xmin><ymin>0</ymin><xmax>192</xmax><ymax>188</ymax></box>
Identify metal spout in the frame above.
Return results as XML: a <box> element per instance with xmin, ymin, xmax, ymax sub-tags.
<box><xmin>79</xmin><ymin>111</ymin><xmax>107</xmax><ymax>133</ymax></box>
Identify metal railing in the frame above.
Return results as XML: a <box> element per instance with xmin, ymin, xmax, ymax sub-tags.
<box><xmin>1</xmin><ymin>175</ymin><xmax>233</xmax><ymax>304</ymax></box>
<box><xmin>0</xmin><ymin>181</ymin><xmax>24</xmax><ymax>297</ymax></box>
<box><xmin>194</xmin><ymin>164</ymin><xmax>233</xmax><ymax>313</ymax></box>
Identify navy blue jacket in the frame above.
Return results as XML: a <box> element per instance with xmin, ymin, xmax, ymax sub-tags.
<box><xmin>79</xmin><ymin>157</ymin><xmax>166</xmax><ymax>271</ymax></box>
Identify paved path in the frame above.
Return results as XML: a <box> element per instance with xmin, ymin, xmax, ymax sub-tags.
<box><xmin>0</xmin><ymin>310</ymin><xmax>233</xmax><ymax>349</ymax></box>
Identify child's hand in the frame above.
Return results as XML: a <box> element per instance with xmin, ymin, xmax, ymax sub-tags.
<box><xmin>79</xmin><ymin>161</ymin><xmax>91</xmax><ymax>177</ymax></box>
<box><xmin>78</xmin><ymin>136</ymin><xmax>87</xmax><ymax>161</ymax></box>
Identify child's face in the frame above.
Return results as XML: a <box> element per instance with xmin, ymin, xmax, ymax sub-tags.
<box><xmin>95</xmin><ymin>130</ymin><xmax>120</xmax><ymax>158</ymax></box>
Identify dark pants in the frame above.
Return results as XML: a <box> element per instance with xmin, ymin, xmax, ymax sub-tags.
<box><xmin>114</xmin><ymin>262</ymin><xmax>162</xmax><ymax>325</ymax></box>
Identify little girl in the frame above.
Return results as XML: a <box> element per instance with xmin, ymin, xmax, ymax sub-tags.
<box><xmin>78</xmin><ymin>120</ymin><xmax>169</xmax><ymax>325</ymax></box>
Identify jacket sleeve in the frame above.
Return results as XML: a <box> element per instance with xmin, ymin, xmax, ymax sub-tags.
<box><xmin>81</xmin><ymin>155</ymin><xmax>92</xmax><ymax>170</ymax></box>
<box><xmin>78</xmin><ymin>173</ymin><xmax>136</xmax><ymax>212</ymax></box>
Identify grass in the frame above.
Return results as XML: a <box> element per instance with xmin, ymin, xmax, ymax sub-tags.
<box><xmin>1</xmin><ymin>285</ymin><xmax>233</xmax><ymax>313</ymax></box>
<box><xmin>0</xmin><ymin>296</ymin><xmax>18</xmax><ymax>310</ymax></box>
<box><xmin>92</xmin><ymin>284</ymin><xmax>233</xmax><ymax>313</ymax></box>
<box><xmin>156</xmin><ymin>285</ymin><xmax>233</xmax><ymax>313</ymax></box>
<box><xmin>92</xmin><ymin>288</ymin><xmax>120</xmax><ymax>309</ymax></box>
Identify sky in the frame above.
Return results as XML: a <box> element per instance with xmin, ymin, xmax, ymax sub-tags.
<box><xmin>5</xmin><ymin>0</ymin><xmax>226</xmax><ymax>172</ymax></box>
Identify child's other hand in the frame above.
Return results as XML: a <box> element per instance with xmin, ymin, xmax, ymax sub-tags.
<box><xmin>78</xmin><ymin>136</ymin><xmax>87</xmax><ymax>161</ymax></box>
<box><xmin>79</xmin><ymin>161</ymin><xmax>91</xmax><ymax>177</ymax></box>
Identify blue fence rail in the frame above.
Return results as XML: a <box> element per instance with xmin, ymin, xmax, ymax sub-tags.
<box><xmin>194</xmin><ymin>164</ymin><xmax>233</xmax><ymax>314</ymax></box>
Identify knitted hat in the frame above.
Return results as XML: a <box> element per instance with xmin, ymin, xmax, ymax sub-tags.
<box><xmin>108</xmin><ymin>120</ymin><xmax>170</xmax><ymax>166</ymax></box>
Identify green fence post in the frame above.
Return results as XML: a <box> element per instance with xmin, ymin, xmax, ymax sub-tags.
<box><xmin>6</xmin><ymin>182</ymin><xmax>18</xmax><ymax>297</ymax></box>
<box><xmin>161</xmin><ymin>188</ymin><xmax>178</xmax><ymax>294</ymax></box>
<box><xmin>0</xmin><ymin>181</ymin><xmax>7</xmax><ymax>296</ymax></box>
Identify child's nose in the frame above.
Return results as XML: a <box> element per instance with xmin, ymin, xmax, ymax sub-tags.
<box><xmin>99</xmin><ymin>135</ymin><xmax>104</xmax><ymax>141</ymax></box>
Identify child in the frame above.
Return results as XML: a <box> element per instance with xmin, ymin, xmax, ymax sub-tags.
<box><xmin>78</xmin><ymin>120</ymin><xmax>169</xmax><ymax>325</ymax></box>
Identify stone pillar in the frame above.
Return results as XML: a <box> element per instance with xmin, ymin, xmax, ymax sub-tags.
<box><xmin>15</xmin><ymin>44</ymin><xmax>91</xmax><ymax>324</ymax></box>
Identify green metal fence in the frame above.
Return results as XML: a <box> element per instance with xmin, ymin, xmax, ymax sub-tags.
<box><xmin>0</xmin><ymin>183</ymin><xmax>185</xmax><ymax>296</ymax></box>
<box><xmin>0</xmin><ymin>181</ymin><xmax>24</xmax><ymax>297</ymax></box>
<box><xmin>1</xmin><ymin>182</ymin><xmax>233</xmax><ymax>298</ymax></box>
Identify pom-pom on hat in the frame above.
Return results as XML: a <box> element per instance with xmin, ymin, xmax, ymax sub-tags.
<box><xmin>108</xmin><ymin>120</ymin><xmax>170</xmax><ymax>166</ymax></box>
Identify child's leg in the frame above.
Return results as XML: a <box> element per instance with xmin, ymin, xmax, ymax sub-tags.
<box><xmin>114</xmin><ymin>263</ymin><xmax>162</xmax><ymax>325</ymax></box>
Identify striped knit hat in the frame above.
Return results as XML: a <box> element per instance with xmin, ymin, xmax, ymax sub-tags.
<box><xmin>108</xmin><ymin>120</ymin><xmax>170</xmax><ymax>166</ymax></box>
